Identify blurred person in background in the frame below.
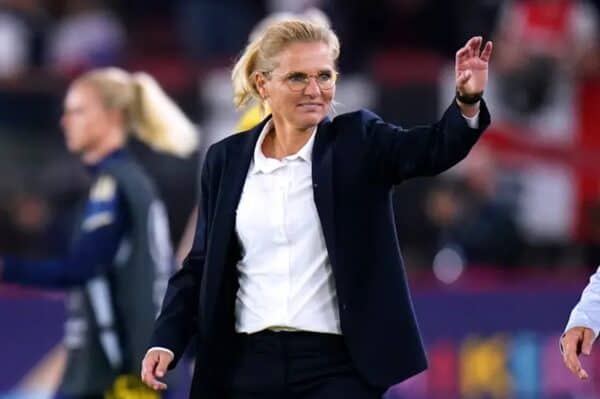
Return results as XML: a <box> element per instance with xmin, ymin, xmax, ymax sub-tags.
<box><xmin>141</xmin><ymin>17</ymin><xmax>492</xmax><ymax>399</ymax></box>
<box><xmin>0</xmin><ymin>0</ymin><xmax>48</xmax><ymax>84</ymax></box>
<box><xmin>48</xmin><ymin>0</ymin><xmax>126</xmax><ymax>79</ymax></box>
<box><xmin>425</xmin><ymin>145</ymin><xmax>523</xmax><ymax>268</ymax></box>
<box><xmin>0</xmin><ymin>67</ymin><xmax>198</xmax><ymax>399</ymax></box>
<box><xmin>493</xmin><ymin>0</ymin><xmax>598</xmax><ymax>123</ymax></box>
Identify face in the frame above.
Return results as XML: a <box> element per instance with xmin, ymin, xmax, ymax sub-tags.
<box><xmin>257</xmin><ymin>41</ymin><xmax>336</xmax><ymax>131</ymax></box>
<box><xmin>60</xmin><ymin>83</ymin><xmax>119</xmax><ymax>155</ymax></box>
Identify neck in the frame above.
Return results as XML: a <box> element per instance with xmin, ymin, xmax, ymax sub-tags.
<box><xmin>263</xmin><ymin>118</ymin><xmax>315</xmax><ymax>160</ymax></box>
<box><xmin>81</xmin><ymin>131</ymin><xmax>126</xmax><ymax>165</ymax></box>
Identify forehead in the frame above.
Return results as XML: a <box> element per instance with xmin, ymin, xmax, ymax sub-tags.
<box><xmin>64</xmin><ymin>83</ymin><xmax>101</xmax><ymax>107</ymax></box>
<box><xmin>274</xmin><ymin>41</ymin><xmax>334</xmax><ymax>73</ymax></box>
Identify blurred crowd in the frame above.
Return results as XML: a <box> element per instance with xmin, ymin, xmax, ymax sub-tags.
<box><xmin>0</xmin><ymin>0</ymin><xmax>599</xmax><ymax>277</ymax></box>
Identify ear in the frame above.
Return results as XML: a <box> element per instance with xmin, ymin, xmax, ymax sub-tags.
<box><xmin>255</xmin><ymin>72</ymin><xmax>269</xmax><ymax>100</ymax></box>
<box><xmin>106</xmin><ymin>106</ymin><xmax>125</xmax><ymax>128</ymax></box>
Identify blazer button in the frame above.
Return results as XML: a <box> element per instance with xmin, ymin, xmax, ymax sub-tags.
<box><xmin>341</xmin><ymin>303</ymin><xmax>347</xmax><ymax>311</ymax></box>
<box><xmin>313</xmin><ymin>183</ymin><xmax>318</xmax><ymax>188</ymax></box>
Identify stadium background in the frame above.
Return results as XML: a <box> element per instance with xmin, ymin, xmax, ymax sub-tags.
<box><xmin>0</xmin><ymin>0</ymin><xmax>599</xmax><ymax>398</ymax></box>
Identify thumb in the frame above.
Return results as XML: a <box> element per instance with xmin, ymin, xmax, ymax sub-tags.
<box><xmin>457</xmin><ymin>70</ymin><xmax>472</xmax><ymax>87</ymax></box>
<box><xmin>156</xmin><ymin>352</ymin><xmax>172</xmax><ymax>377</ymax></box>
<box><xmin>582</xmin><ymin>328</ymin><xmax>595</xmax><ymax>355</ymax></box>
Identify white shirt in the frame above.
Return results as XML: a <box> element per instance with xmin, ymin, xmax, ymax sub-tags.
<box><xmin>565</xmin><ymin>266</ymin><xmax>600</xmax><ymax>340</ymax></box>
<box><xmin>234</xmin><ymin>119</ymin><xmax>341</xmax><ymax>334</ymax></box>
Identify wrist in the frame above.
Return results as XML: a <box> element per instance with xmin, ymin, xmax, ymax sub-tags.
<box><xmin>456</xmin><ymin>99</ymin><xmax>480</xmax><ymax>118</ymax></box>
<box><xmin>456</xmin><ymin>89</ymin><xmax>483</xmax><ymax>105</ymax></box>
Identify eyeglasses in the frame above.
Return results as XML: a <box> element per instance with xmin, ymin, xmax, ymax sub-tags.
<box><xmin>265</xmin><ymin>70</ymin><xmax>338</xmax><ymax>92</ymax></box>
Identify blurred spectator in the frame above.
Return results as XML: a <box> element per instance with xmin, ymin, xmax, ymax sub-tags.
<box><xmin>174</xmin><ymin>0</ymin><xmax>266</xmax><ymax>66</ymax></box>
<box><xmin>425</xmin><ymin>147</ymin><xmax>523</xmax><ymax>268</ymax></box>
<box><xmin>0</xmin><ymin>192</ymin><xmax>53</xmax><ymax>256</ymax></box>
<box><xmin>493</xmin><ymin>0</ymin><xmax>599</xmax><ymax>130</ymax></box>
<box><xmin>48</xmin><ymin>0</ymin><xmax>126</xmax><ymax>78</ymax></box>
<box><xmin>0</xmin><ymin>0</ymin><xmax>48</xmax><ymax>83</ymax></box>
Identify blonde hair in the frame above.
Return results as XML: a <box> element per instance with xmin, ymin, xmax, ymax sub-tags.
<box><xmin>74</xmin><ymin>67</ymin><xmax>198</xmax><ymax>158</ymax></box>
<box><xmin>231</xmin><ymin>17</ymin><xmax>340</xmax><ymax>113</ymax></box>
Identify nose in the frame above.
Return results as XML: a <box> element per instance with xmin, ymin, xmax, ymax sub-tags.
<box><xmin>303</xmin><ymin>77</ymin><xmax>321</xmax><ymax>96</ymax></box>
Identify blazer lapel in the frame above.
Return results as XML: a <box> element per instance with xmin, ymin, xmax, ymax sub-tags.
<box><xmin>312</xmin><ymin>118</ymin><xmax>339</xmax><ymax>272</ymax></box>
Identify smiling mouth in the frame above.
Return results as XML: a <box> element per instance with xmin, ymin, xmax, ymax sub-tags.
<box><xmin>298</xmin><ymin>103</ymin><xmax>323</xmax><ymax>108</ymax></box>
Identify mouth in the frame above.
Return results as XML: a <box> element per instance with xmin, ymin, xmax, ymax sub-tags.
<box><xmin>297</xmin><ymin>103</ymin><xmax>324</xmax><ymax>111</ymax></box>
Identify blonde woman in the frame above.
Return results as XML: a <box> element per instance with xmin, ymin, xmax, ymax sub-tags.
<box><xmin>143</xmin><ymin>19</ymin><xmax>492</xmax><ymax>399</ymax></box>
<box><xmin>0</xmin><ymin>67</ymin><xmax>197</xmax><ymax>398</ymax></box>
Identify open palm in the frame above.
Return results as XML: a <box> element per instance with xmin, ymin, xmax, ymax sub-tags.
<box><xmin>455</xmin><ymin>36</ymin><xmax>493</xmax><ymax>95</ymax></box>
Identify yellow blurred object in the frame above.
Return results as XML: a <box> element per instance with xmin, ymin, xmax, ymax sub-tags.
<box><xmin>236</xmin><ymin>104</ymin><xmax>268</xmax><ymax>132</ymax></box>
<box><xmin>105</xmin><ymin>374</ymin><xmax>161</xmax><ymax>399</ymax></box>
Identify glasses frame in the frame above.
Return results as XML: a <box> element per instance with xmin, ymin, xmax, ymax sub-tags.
<box><xmin>262</xmin><ymin>70</ymin><xmax>339</xmax><ymax>92</ymax></box>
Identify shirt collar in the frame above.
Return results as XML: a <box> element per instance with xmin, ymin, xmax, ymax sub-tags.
<box><xmin>250</xmin><ymin>119</ymin><xmax>317</xmax><ymax>175</ymax></box>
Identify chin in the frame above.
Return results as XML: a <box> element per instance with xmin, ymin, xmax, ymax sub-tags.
<box><xmin>297</xmin><ymin>114</ymin><xmax>325</xmax><ymax>128</ymax></box>
<box><xmin>65</xmin><ymin>141</ymin><xmax>81</xmax><ymax>154</ymax></box>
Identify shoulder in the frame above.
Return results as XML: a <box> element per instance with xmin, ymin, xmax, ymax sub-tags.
<box><xmin>82</xmin><ymin>174</ymin><xmax>126</xmax><ymax>230</ymax></box>
<box><xmin>329</xmin><ymin>109</ymin><xmax>389</xmax><ymax>131</ymax></box>
<box><xmin>89</xmin><ymin>174</ymin><xmax>120</xmax><ymax>204</ymax></box>
<box><xmin>204</xmin><ymin>129</ymin><xmax>256</xmax><ymax>164</ymax></box>
<box><xmin>327</xmin><ymin>109</ymin><xmax>398</xmax><ymax>141</ymax></box>
<box><xmin>100</xmin><ymin>158</ymin><xmax>157</xmax><ymax>202</ymax></box>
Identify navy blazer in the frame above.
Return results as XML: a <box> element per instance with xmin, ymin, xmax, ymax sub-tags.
<box><xmin>150</xmin><ymin>100</ymin><xmax>491</xmax><ymax>397</ymax></box>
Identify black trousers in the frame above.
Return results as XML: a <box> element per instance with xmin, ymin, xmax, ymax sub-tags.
<box><xmin>227</xmin><ymin>330</ymin><xmax>384</xmax><ymax>399</ymax></box>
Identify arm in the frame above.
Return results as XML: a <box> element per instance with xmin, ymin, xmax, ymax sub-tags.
<box><xmin>365</xmin><ymin>37</ymin><xmax>493</xmax><ymax>184</ymax></box>
<box><xmin>0</xmin><ymin>183</ymin><xmax>128</xmax><ymax>289</ymax></box>
<box><xmin>363</xmin><ymin>100</ymin><xmax>490</xmax><ymax>184</ymax></box>
<box><xmin>560</xmin><ymin>266</ymin><xmax>600</xmax><ymax>379</ymax></box>
<box><xmin>142</xmin><ymin>146</ymin><xmax>213</xmax><ymax>389</ymax></box>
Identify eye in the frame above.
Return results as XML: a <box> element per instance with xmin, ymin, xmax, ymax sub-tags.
<box><xmin>317</xmin><ymin>72</ymin><xmax>333</xmax><ymax>82</ymax></box>
<box><xmin>287</xmin><ymin>73</ymin><xmax>308</xmax><ymax>83</ymax></box>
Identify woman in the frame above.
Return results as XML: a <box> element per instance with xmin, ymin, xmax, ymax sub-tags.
<box><xmin>0</xmin><ymin>67</ymin><xmax>197</xmax><ymax>398</ymax></box>
<box><xmin>142</xmin><ymin>19</ymin><xmax>492</xmax><ymax>399</ymax></box>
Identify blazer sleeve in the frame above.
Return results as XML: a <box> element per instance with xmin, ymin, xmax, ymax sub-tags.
<box><xmin>565</xmin><ymin>266</ymin><xmax>600</xmax><ymax>340</ymax></box>
<box><xmin>148</xmin><ymin>146</ymin><xmax>214</xmax><ymax>368</ymax></box>
<box><xmin>363</xmin><ymin>99</ymin><xmax>491</xmax><ymax>184</ymax></box>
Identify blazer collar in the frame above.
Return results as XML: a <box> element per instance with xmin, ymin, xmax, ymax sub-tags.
<box><xmin>228</xmin><ymin>114</ymin><xmax>332</xmax><ymax>168</ymax></box>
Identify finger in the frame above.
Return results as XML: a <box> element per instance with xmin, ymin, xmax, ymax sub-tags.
<box><xmin>468</xmin><ymin>36</ymin><xmax>483</xmax><ymax>56</ymax></box>
<box><xmin>145</xmin><ymin>355</ymin><xmax>169</xmax><ymax>391</ymax></box>
<box><xmin>141</xmin><ymin>357</ymin><xmax>160</xmax><ymax>387</ymax></box>
<box><xmin>153</xmin><ymin>380</ymin><xmax>169</xmax><ymax>391</ymax></box>
<box><xmin>582</xmin><ymin>328</ymin><xmax>595</xmax><ymax>355</ymax></box>
<box><xmin>156</xmin><ymin>352</ymin><xmax>172</xmax><ymax>378</ymax></box>
<box><xmin>456</xmin><ymin>47</ymin><xmax>469</xmax><ymax>63</ymax></box>
<box><xmin>562</xmin><ymin>333</ymin><xmax>580</xmax><ymax>358</ymax></box>
<box><xmin>474</xmin><ymin>37</ymin><xmax>483</xmax><ymax>58</ymax></box>
<box><xmin>480</xmin><ymin>41</ymin><xmax>493</xmax><ymax>62</ymax></box>
<box><xmin>565</xmin><ymin>345</ymin><xmax>585</xmax><ymax>378</ymax></box>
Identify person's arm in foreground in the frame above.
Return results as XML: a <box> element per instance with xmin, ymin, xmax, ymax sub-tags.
<box><xmin>561</xmin><ymin>266</ymin><xmax>600</xmax><ymax>379</ymax></box>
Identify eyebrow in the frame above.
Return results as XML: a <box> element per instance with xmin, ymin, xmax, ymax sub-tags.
<box><xmin>284</xmin><ymin>69</ymin><xmax>335</xmax><ymax>76</ymax></box>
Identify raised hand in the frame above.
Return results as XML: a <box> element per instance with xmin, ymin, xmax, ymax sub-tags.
<box><xmin>455</xmin><ymin>36</ymin><xmax>493</xmax><ymax>96</ymax></box>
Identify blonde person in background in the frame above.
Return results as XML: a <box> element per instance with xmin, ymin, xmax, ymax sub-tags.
<box><xmin>0</xmin><ymin>67</ymin><xmax>197</xmax><ymax>399</ymax></box>
<box><xmin>142</xmin><ymin>17</ymin><xmax>492</xmax><ymax>399</ymax></box>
